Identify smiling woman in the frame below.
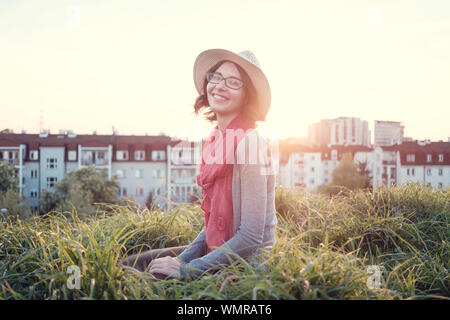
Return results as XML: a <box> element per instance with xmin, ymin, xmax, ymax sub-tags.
<box><xmin>121</xmin><ymin>49</ymin><xmax>277</xmax><ymax>281</ymax></box>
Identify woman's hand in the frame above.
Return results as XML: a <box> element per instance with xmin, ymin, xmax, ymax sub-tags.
<box><xmin>147</xmin><ymin>256</ymin><xmax>182</xmax><ymax>279</ymax></box>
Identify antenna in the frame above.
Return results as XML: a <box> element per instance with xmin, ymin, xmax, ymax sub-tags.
<box><xmin>39</xmin><ymin>109</ymin><xmax>44</xmax><ymax>133</ymax></box>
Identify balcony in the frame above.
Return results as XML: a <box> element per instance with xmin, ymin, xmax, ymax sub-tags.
<box><xmin>0</xmin><ymin>158</ymin><xmax>21</xmax><ymax>167</ymax></box>
<box><xmin>80</xmin><ymin>150</ymin><xmax>110</xmax><ymax>167</ymax></box>
<box><xmin>170</xmin><ymin>177</ymin><xmax>197</xmax><ymax>185</ymax></box>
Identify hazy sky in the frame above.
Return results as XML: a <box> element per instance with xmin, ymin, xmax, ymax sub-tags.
<box><xmin>1</xmin><ymin>0</ymin><xmax>449</xmax><ymax>142</ymax></box>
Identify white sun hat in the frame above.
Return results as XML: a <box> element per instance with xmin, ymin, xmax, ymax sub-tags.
<box><xmin>193</xmin><ymin>49</ymin><xmax>271</xmax><ymax>121</ymax></box>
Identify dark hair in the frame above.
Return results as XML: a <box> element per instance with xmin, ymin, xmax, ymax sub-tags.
<box><xmin>193</xmin><ymin>61</ymin><xmax>259</xmax><ymax>125</ymax></box>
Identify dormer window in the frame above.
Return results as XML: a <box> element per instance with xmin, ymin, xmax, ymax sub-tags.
<box><xmin>406</xmin><ymin>154</ymin><xmax>415</xmax><ymax>162</ymax></box>
<box><xmin>116</xmin><ymin>151</ymin><xmax>129</xmax><ymax>160</ymax></box>
<box><xmin>438</xmin><ymin>154</ymin><xmax>444</xmax><ymax>162</ymax></box>
<box><xmin>135</xmin><ymin>151</ymin><xmax>145</xmax><ymax>161</ymax></box>
<box><xmin>68</xmin><ymin>150</ymin><xmax>77</xmax><ymax>161</ymax></box>
<box><xmin>152</xmin><ymin>151</ymin><xmax>166</xmax><ymax>161</ymax></box>
<box><xmin>30</xmin><ymin>150</ymin><xmax>39</xmax><ymax>160</ymax></box>
<box><xmin>426</xmin><ymin>154</ymin><xmax>432</xmax><ymax>162</ymax></box>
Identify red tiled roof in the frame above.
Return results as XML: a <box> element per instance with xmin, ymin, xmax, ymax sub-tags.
<box><xmin>0</xmin><ymin>138</ymin><xmax>20</xmax><ymax>147</ymax></box>
<box><xmin>135</xmin><ymin>142</ymin><xmax>145</xmax><ymax>150</ymax></box>
<box><xmin>81</xmin><ymin>140</ymin><xmax>109</xmax><ymax>148</ymax></box>
<box><xmin>151</xmin><ymin>142</ymin><xmax>167</xmax><ymax>151</ymax></box>
<box><xmin>116</xmin><ymin>143</ymin><xmax>129</xmax><ymax>150</ymax></box>
<box><xmin>28</xmin><ymin>141</ymin><xmax>40</xmax><ymax>149</ymax></box>
<box><xmin>381</xmin><ymin>141</ymin><xmax>450</xmax><ymax>165</ymax></box>
<box><xmin>0</xmin><ymin>132</ymin><xmax>174</xmax><ymax>162</ymax></box>
<box><xmin>66</xmin><ymin>142</ymin><xmax>78</xmax><ymax>150</ymax></box>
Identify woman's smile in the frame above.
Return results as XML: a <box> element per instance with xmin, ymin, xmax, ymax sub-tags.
<box><xmin>212</xmin><ymin>93</ymin><xmax>229</xmax><ymax>103</ymax></box>
<box><xmin>207</xmin><ymin>62</ymin><xmax>246</xmax><ymax>115</ymax></box>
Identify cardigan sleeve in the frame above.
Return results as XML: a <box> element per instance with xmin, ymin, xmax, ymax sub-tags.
<box><xmin>177</xmin><ymin>227</ymin><xmax>207</xmax><ymax>264</ymax></box>
<box><xmin>179</xmin><ymin>132</ymin><xmax>270</xmax><ymax>280</ymax></box>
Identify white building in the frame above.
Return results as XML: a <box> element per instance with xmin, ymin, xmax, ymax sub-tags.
<box><xmin>0</xmin><ymin>131</ymin><xmax>201</xmax><ymax>213</ymax></box>
<box><xmin>278</xmin><ymin>139</ymin><xmax>449</xmax><ymax>192</ymax></box>
<box><xmin>309</xmin><ymin>117</ymin><xmax>371</xmax><ymax>147</ymax></box>
<box><xmin>374</xmin><ymin>120</ymin><xmax>404</xmax><ymax>146</ymax></box>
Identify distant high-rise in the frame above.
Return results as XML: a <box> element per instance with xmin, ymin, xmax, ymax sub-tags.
<box><xmin>308</xmin><ymin>117</ymin><xmax>371</xmax><ymax>147</ymax></box>
<box><xmin>374</xmin><ymin>120</ymin><xmax>404</xmax><ymax>146</ymax></box>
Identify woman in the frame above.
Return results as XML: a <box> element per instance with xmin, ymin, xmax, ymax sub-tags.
<box><xmin>121</xmin><ymin>49</ymin><xmax>277</xmax><ymax>281</ymax></box>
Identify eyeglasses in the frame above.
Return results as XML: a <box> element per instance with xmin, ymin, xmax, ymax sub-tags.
<box><xmin>206</xmin><ymin>72</ymin><xmax>244</xmax><ymax>90</ymax></box>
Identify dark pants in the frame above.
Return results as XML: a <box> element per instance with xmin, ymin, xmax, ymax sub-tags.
<box><xmin>120</xmin><ymin>245</ymin><xmax>188</xmax><ymax>280</ymax></box>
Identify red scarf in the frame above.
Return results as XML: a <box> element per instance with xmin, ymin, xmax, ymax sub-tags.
<box><xmin>197</xmin><ymin>115</ymin><xmax>255</xmax><ymax>252</ymax></box>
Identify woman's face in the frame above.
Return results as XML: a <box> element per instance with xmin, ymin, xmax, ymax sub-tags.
<box><xmin>206</xmin><ymin>62</ymin><xmax>246</xmax><ymax>117</ymax></box>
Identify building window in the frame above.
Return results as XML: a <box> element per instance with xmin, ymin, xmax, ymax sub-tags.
<box><xmin>438</xmin><ymin>168</ymin><xmax>443</xmax><ymax>176</ymax></box>
<box><xmin>438</xmin><ymin>182</ymin><xmax>443</xmax><ymax>189</ymax></box>
<box><xmin>135</xmin><ymin>169</ymin><xmax>143</xmax><ymax>178</ymax></box>
<box><xmin>47</xmin><ymin>158</ymin><xmax>57</xmax><ymax>169</ymax></box>
<box><xmin>30</xmin><ymin>150</ymin><xmax>39</xmax><ymax>160</ymax></box>
<box><xmin>135</xmin><ymin>151</ymin><xmax>145</xmax><ymax>161</ymax></box>
<box><xmin>324</xmin><ymin>178</ymin><xmax>328</xmax><ymax>183</ymax></box>
<box><xmin>426</xmin><ymin>168</ymin><xmax>431</xmax><ymax>176</ymax></box>
<box><xmin>46</xmin><ymin>177</ymin><xmax>57</xmax><ymax>188</ymax></box>
<box><xmin>30</xmin><ymin>190</ymin><xmax>38</xmax><ymax>198</ymax></box>
<box><xmin>68</xmin><ymin>150</ymin><xmax>77</xmax><ymax>161</ymax></box>
<box><xmin>406</xmin><ymin>154</ymin><xmax>415</xmax><ymax>162</ymax></box>
<box><xmin>412</xmin><ymin>168</ymin><xmax>415</xmax><ymax>176</ymax></box>
<box><xmin>407</xmin><ymin>168</ymin><xmax>410</xmax><ymax>176</ymax></box>
<box><xmin>30</xmin><ymin>169</ymin><xmax>38</xmax><ymax>179</ymax></box>
<box><xmin>116</xmin><ymin>151</ymin><xmax>129</xmax><ymax>160</ymax></box>
<box><xmin>152</xmin><ymin>151</ymin><xmax>166</xmax><ymax>161</ymax></box>
<box><xmin>310</xmin><ymin>179</ymin><xmax>314</xmax><ymax>184</ymax></box>
<box><xmin>438</xmin><ymin>154</ymin><xmax>444</xmax><ymax>162</ymax></box>
<box><xmin>116</xmin><ymin>169</ymin><xmax>126</xmax><ymax>178</ymax></box>
<box><xmin>136</xmin><ymin>186</ymin><xmax>144</xmax><ymax>197</ymax></box>
<box><xmin>153</xmin><ymin>169</ymin><xmax>165</xmax><ymax>179</ymax></box>
<box><xmin>122</xmin><ymin>187</ymin><xmax>127</xmax><ymax>196</ymax></box>
<box><xmin>311</xmin><ymin>167</ymin><xmax>315</xmax><ymax>172</ymax></box>
<box><xmin>426</xmin><ymin>154</ymin><xmax>432</xmax><ymax>162</ymax></box>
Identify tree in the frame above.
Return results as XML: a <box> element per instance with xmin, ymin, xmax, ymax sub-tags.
<box><xmin>0</xmin><ymin>162</ymin><xmax>18</xmax><ymax>194</ymax></box>
<box><xmin>0</xmin><ymin>189</ymin><xmax>32</xmax><ymax>220</ymax></box>
<box><xmin>318</xmin><ymin>153</ymin><xmax>367</xmax><ymax>196</ymax></box>
<box><xmin>40</xmin><ymin>167</ymin><xmax>121</xmax><ymax>216</ymax></box>
<box><xmin>356</xmin><ymin>160</ymin><xmax>372</xmax><ymax>189</ymax></box>
<box><xmin>0</xmin><ymin>162</ymin><xmax>32</xmax><ymax>219</ymax></box>
<box><xmin>331</xmin><ymin>153</ymin><xmax>367</xmax><ymax>190</ymax></box>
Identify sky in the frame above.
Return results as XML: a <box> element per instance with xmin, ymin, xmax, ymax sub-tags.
<box><xmin>1</xmin><ymin>0</ymin><xmax>449</xmax><ymax>143</ymax></box>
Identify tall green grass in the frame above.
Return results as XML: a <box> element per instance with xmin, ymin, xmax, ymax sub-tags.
<box><xmin>0</xmin><ymin>182</ymin><xmax>448</xmax><ymax>300</ymax></box>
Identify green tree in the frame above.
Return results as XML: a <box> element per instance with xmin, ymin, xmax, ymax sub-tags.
<box><xmin>0</xmin><ymin>162</ymin><xmax>32</xmax><ymax>219</ymax></box>
<box><xmin>0</xmin><ymin>189</ymin><xmax>33</xmax><ymax>220</ymax></box>
<box><xmin>40</xmin><ymin>167</ymin><xmax>121</xmax><ymax>216</ymax></box>
<box><xmin>331</xmin><ymin>153</ymin><xmax>367</xmax><ymax>190</ymax></box>
<box><xmin>356</xmin><ymin>160</ymin><xmax>371</xmax><ymax>189</ymax></box>
<box><xmin>318</xmin><ymin>153</ymin><xmax>367</xmax><ymax>196</ymax></box>
<box><xmin>0</xmin><ymin>162</ymin><xmax>18</xmax><ymax>194</ymax></box>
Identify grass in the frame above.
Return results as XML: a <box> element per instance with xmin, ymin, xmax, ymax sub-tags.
<box><xmin>0</xmin><ymin>182</ymin><xmax>448</xmax><ymax>300</ymax></box>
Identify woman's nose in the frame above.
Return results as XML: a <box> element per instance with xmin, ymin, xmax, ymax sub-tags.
<box><xmin>215</xmin><ymin>79</ymin><xmax>227</xmax><ymax>90</ymax></box>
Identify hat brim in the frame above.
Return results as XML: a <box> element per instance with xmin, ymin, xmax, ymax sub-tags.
<box><xmin>193</xmin><ymin>49</ymin><xmax>271</xmax><ymax>121</ymax></box>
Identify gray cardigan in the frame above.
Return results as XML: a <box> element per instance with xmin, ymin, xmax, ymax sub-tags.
<box><xmin>178</xmin><ymin>129</ymin><xmax>278</xmax><ymax>280</ymax></box>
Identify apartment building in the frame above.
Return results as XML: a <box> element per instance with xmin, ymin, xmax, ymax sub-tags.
<box><xmin>374</xmin><ymin>120</ymin><xmax>404</xmax><ymax>146</ymax></box>
<box><xmin>308</xmin><ymin>117</ymin><xmax>371</xmax><ymax>147</ymax></box>
<box><xmin>279</xmin><ymin>139</ymin><xmax>449</xmax><ymax>191</ymax></box>
<box><xmin>381</xmin><ymin>140</ymin><xmax>450</xmax><ymax>189</ymax></box>
<box><xmin>279</xmin><ymin>141</ymin><xmax>377</xmax><ymax>190</ymax></box>
<box><xmin>0</xmin><ymin>131</ymin><xmax>201</xmax><ymax>212</ymax></box>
